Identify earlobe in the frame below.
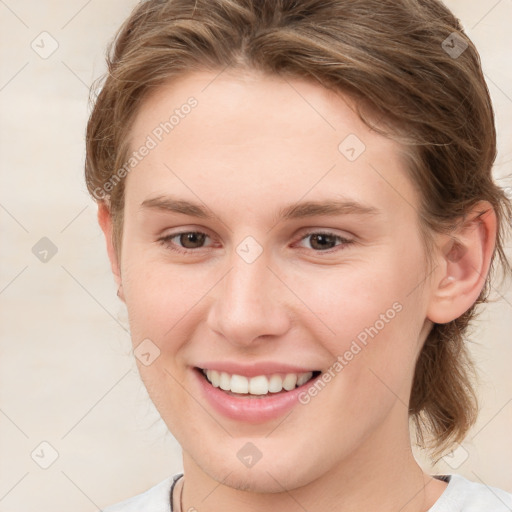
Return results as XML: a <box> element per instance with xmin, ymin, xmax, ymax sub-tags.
<box><xmin>97</xmin><ymin>202</ymin><xmax>123</xmax><ymax>298</ymax></box>
<box><xmin>426</xmin><ymin>203</ymin><xmax>497</xmax><ymax>324</ymax></box>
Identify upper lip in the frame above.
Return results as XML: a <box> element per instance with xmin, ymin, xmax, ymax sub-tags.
<box><xmin>195</xmin><ymin>361</ymin><xmax>320</xmax><ymax>377</ymax></box>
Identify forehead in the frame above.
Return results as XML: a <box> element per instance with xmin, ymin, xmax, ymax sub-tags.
<box><xmin>125</xmin><ymin>70</ymin><xmax>419</xmax><ymax>222</ymax></box>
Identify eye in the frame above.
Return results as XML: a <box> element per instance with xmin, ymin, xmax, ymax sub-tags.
<box><xmin>157</xmin><ymin>229</ymin><xmax>354</xmax><ymax>255</ymax></box>
<box><xmin>296</xmin><ymin>231</ymin><xmax>354</xmax><ymax>252</ymax></box>
<box><xmin>158</xmin><ymin>231</ymin><xmax>213</xmax><ymax>253</ymax></box>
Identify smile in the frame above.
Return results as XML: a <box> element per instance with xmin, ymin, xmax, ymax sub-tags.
<box><xmin>194</xmin><ymin>365</ymin><xmax>323</xmax><ymax>423</ymax></box>
<box><xmin>201</xmin><ymin>368</ymin><xmax>321</xmax><ymax>396</ymax></box>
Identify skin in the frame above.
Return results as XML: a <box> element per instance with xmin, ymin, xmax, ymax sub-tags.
<box><xmin>98</xmin><ymin>69</ymin><xmax>496</xmax><ymax>512</ymax></box>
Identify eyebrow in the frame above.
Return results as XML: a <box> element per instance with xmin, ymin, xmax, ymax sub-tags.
<box><xmin>140</xmin><ymin>195</ymin><xmax>380</xmax><ymax>221</ymax></box>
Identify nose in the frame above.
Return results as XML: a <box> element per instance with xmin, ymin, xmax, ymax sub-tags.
<box><xmin>206</xmin><ymin>250</ymin><xmax>292</xmax><ymax>347</ymax></box>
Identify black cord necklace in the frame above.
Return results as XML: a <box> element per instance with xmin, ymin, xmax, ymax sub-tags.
<box><xmin>169</xmin><ymin>473</ymin><xmax>184</xmax><ymax>512</ymax></box>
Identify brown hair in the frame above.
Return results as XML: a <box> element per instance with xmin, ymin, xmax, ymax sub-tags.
<box><xmin>85</xmin><ymin>0</ymin><xmax>511</xmax><ymax>458</ymax></box>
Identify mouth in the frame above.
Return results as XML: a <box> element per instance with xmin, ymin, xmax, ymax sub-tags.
<box><xmin>197</xmin><ymin>367</ymin><xmax>322</xmax><ymax>398</ymax></box>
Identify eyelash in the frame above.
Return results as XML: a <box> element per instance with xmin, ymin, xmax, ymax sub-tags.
<box><xmin>157</xmin><ymin>230</ymin><xmax>354</xmax><ymax>255</ymax></box>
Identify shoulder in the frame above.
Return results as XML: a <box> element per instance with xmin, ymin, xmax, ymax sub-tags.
<box><xmin>102</xmin><ymin>475</ymin><xmax>177</xmax><ymax>512</ymax></box>
<box><xmin>430</xmin><ymin>474</ymin><xmax>512</xmax><ymax>512</ymax></box>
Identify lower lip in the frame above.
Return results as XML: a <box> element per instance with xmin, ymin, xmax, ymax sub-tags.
<box><xmin>193</xmin><ymin>368</ymin><xmax>317</xmax><ymax>423</ymax></box>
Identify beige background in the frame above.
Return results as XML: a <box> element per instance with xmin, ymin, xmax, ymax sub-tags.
<box><xmin>0</xmin><ymin>1</ymin><xmax>510</xmax><ymax>510</ymax></box>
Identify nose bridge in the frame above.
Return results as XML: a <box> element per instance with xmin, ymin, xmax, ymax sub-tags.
<box><xmin>228</xmin><ymin>256</ymin><xmax>266</xmax><ymax>309</ymax></box>
<box><xmin>206</xmin><ymin>245</ymin><xmax>290</xmax><ymax>345</ymax></box>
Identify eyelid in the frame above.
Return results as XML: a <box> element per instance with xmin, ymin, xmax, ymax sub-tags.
<box><xmin>158</xmin><ymin>225</ymin><xmax>215</xmax><ymax>240</ymax></box>
<box><xmin>296</xmin><ymin>227</ymin><xmax>354</xmax><ymax>239</ymax></box>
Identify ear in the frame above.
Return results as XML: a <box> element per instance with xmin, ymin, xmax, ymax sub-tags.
<box><xmin>97</xmin><ymin>202</ymin><xmax>124</xmax><ymax>300</ymax></box>
<box><xmin>426</xmin><ymin>202</ymin><xmax>497</xmax><ymax>324</ymax></box>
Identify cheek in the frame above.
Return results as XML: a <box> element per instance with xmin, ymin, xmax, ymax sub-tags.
<box><xmin>290</xmin><ymin>253</ymin><xmax>427</xmax><ymax>402</ymax></box>
<box><xmin>288</xmin><ymin>257</ymin><xmax>422</xmax><ymax>347</ymax></box>
<box><xmin>121</xmin><ymin>253</ymin><xmax>216</xmax><ymax>341</ymax></box>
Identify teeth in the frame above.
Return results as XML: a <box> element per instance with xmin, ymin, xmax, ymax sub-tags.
<box><xmin>268</xmin><ymin>374</ymin><xmax>283</xmax><ymax>393</ymax></box>
<box><xmin>231</xmin><ymin>374</ymin><xmax>249</xmax><ymax>394</ymax></box>
<box><xmin>248</xmin><ymin>375</ymin><xmax>268</xmax><ymax>395</ymax></box>
<box><xmin>297</xmin><ymin>373</ymin><xmax>312</xmax><ymax>386</ymax></box>
<box><xmin>209</xmin><ymin>370</ymin><xmax>220</xmax><ymax>387</ymax></box>
<box><xmin>219</xmin><ymin>372</ymin><xmax>231</xmax><ymax>391</ymax></box>
<box><xmin>203</xmin><ymin>370</ymin><xmax>314</xmax><ymax>396</ymax></box>
<box><xmin>282</xmin><ymin>373</ymin><xmax>298</xmax><ymax>390</ymax></box>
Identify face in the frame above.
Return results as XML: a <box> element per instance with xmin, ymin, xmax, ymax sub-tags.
<box><xmin>114</xmin><ymin>70</ymin><xmax>437</xmax><ymax>492</ymax></box>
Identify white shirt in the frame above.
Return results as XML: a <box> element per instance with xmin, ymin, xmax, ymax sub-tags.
<box><xmin>102</xmin><ymin>473</ymin><xmax>512</xmax><ymax>511</ymax></box>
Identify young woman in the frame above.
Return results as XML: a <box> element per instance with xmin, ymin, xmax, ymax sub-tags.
<box><xmin>85</xmin><ymin>0</ymin><xmax>512</xmax><ymax>510</ymax></box>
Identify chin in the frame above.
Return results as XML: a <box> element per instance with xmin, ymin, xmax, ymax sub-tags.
<box><xmin>211</xmin><ymin>465</ymin><xmax>308</xmax><ymax>494</ymax></box>
<box><xmin>187</xmin><ymin>442</ymin><xmax>326</xmax><ymax>494</ymax></box>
